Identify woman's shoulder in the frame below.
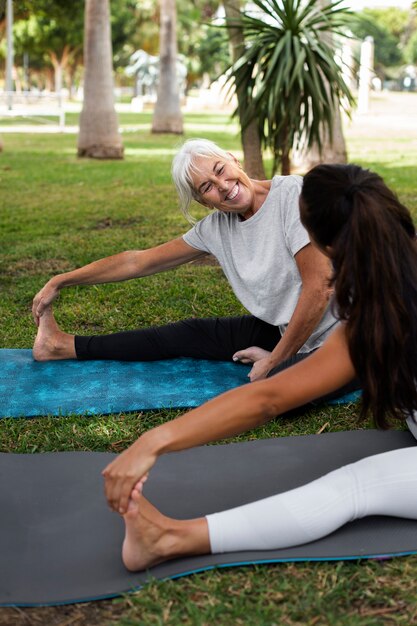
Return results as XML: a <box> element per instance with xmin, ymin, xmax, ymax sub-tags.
<box><xmin>271</xmin><ymin>174</ymin><xmax>303</xmax><ymax>191</ymax></box>
<box><xmin>192</xmin><ymin>208</ymin><xmax>233</xmax><ymax>232</ymax></box>
<box><xmin>264</xmin><ymin>175</ymin><xmax>303</xmax><ymax>218</ymax></box>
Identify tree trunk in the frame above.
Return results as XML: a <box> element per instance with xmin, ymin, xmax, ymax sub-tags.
<box><xmin>280</xmin><ymin>123</ymin><xmax>291</xmax><ymax>175</ymax></box>
<box><xmin>13</xmin><ymin>65</ymin><xmax>21</xmax><ymax>92</ymax></box>
<box><xmin>77</xmin><ymin>0</ymin><xmax>123</xmax><ymax>159</ymax></box>
<box><xmin>50</xmin><ymin>46</ymin><xmax>71</xmax><ymax>94</ymax></box>
<box><xmin>151</xmin><ymin>0</ymin><xmax>183</xmax><ymax>134</ymax></box>
<box><xmin>223</xmin><ymin>0</ymin><xmax>266</xmax><ymax>179</ymax></box>
<box><xmin>295</xmin><ymin>104</ymin><xmax>347</xmax><ymax>172</ymax></box>
<box><xmin>45</xmin><ymin>68</ymin><xmax>54</xmax><ymax>92</ymax></box>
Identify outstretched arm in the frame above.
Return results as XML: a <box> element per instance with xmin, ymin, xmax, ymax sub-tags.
<box><xmin>103</xmin><ymin>324</ymin><xmax>356</xmax><ymax>514</ymax></box>
<box><xmin>235</xmin><ymin>243</ymin><xmax>334</xmax><ymax>381</ymax></box>
<box><xmin>32</xmin><ymin>238</ymin><xmax>205</xmax><ymax>323</ymax></box>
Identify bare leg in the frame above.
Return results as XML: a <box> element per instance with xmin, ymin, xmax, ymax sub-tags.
<box><xmin>33</xmin><ymin>307</ymin><xmax>76</xmax><ymax>361</ymax></box>
<box><xmin>233</xmin><ymin>346</ymin><xmax>271</xmax><ymax>363</ymax></box>
<box><xmin>122</xmin><ymin>489</ymin><xmax>210</xmax><ymax>572</ymax></box>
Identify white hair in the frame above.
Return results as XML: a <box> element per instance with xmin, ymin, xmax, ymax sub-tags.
<box><xmin>171</xmin><ymin>138</ymin><xmax>234</xmax><ymax>223</ymax></box>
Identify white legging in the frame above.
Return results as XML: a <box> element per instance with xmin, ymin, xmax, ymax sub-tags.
<box><xmin>206</xmin><ymin>447</ymin><xmax>417</xmax><ymax>554</ymax></box>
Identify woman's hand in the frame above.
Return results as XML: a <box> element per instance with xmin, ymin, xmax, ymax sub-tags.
<box><xmin>102</xmin><ymin>436</ymin><xmax>158</xmax><ymax>515</ymax></box>
<box><xmin>247</xmin><ymin>357</ymin><xmax>273</xmax><ymax>382</ymax></box>
<box><xmin>32</xmin><ymin>279</ymin><xmax>61</xmax><ymax>325</ymax></box>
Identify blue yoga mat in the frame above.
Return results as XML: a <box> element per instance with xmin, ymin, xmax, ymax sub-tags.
<box><xmin>0</xmin><ymin>349</ymin><xmax>361</xmax><ymax>418</ymax></box>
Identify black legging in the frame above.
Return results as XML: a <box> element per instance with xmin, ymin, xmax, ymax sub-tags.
<box><xmin>75</xmin><ymin>315</ymin><xmax>360</xmax><ymax>404</ymax></box>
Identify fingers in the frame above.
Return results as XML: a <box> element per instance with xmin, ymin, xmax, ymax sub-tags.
<box><xmin>33</xmin><ymin>303</ymin><xmax>43</xmax><ymax>325</ymax></box>
<box><xmin>32</xmin><ymin>297</ymin><xmax>41</xmax><ymax>325</ymax></box>
<box><xmin>101</xmin><ymin>439</ymin><xmax>156</xmax><ymax>514</ymax></box>
<box><xmin>117</xmin><ymin>480</ymin><xmax>136</xmax><ymax>516</ymax></box>
<box><xmin>32</xmin><ymin>295</ymin><xmax>47</xmax><ymax>325</ymax></box>
<box><xmin>32</xmin><ymin>283</ymin><xmax>59</xmax><ymax>324</ymax></box>
<box><xmin>248</xmin><ymin>362</ymin><xmax>269</xmax><ymax>383</ymax></box>
<box><xmin>102</xmin><ymin>462</ymin><xmax>149</xmax><ymax>515</ymax></box>
<box><xmin>133</xmin><ymin>473</ymin><xmax>149</xmax><ymax>494</ymax></box>
<box><xmin>102</xmin><ymin>468</ymin><xmax>136</xmax><ymax>515</ymax></box>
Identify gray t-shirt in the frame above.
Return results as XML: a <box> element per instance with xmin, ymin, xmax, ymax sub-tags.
<box><xmin>183</xmin><ymin>175</ymin><xmax>338</xmax><ymax>353</ymax></box>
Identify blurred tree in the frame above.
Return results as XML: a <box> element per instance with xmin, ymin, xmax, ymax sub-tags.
<box><xmin>349</xmin><ymin>8</ymin><xmax>415</xmax><ymax>80</ymax></box>
<box><xmin>11</xmin><ymin>0</ymin><xmax>84</xmax><ymax>92</ymax></box>
<box><xmin>193</xmin><ymin>23</ymin><xmax>229</xmax><ymax>84</ymax></box>
<box><xmin>295</xmin><ymin>0</ymin><xmax>348</xmax><ymax>171</ymax></box>
<box><xmin>77</xmin><ymin>0</ymin><xmax>123</xmax><ymax>159</ymax></box>
<box><xmin>111</xmin><ymin>0</ymin><xmax>228</xmax><ymax>91</ymax></box>
<box><xmin>176</xmin><ymin>0</ymin><xmax>229</xmax><ymax>89</ymax></box>
<box><xmin>405</xmin><ymin>29</ymin><xmax>417</xmax><ymax>64</ymax></box>
<box><xmin>224</xmin><ymin>0</ymin><xmax>265</xmax><ymax>179</ymax></box>
<box><xmin>111</xmin><ymin>0</ymin><xmax>160</xmax><ymax>67</ymax></box>
<box><xmin>152</xmin><ymin>0</ymin><xmax>183</xmax><ymax>134</ymax></box>
<box><xmin>230</xmin><ymin>0</ymin><xmax>354</xmax><ymax>175</ymax></box>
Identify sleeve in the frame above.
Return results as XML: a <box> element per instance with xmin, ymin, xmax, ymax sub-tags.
<box><xmin>281</xmin><ymin>175</ymin><xmax>310</xmax><ymax>257</ymax></box>
<box><xmin>182</xmin><ymin>214</ymin><xmax>216</xmax><ymax>254</ymax></box>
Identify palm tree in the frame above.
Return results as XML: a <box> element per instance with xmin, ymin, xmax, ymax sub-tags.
<box><xmin>294</xmin><ymin>0</ymin><xmax>349</xmax><ymax>170</ymax></box>
<box><xmin>231</xmin><ymin>0</ymin><xmax>354</xmax><ymax>174</ymax></box>
<box><xmin>152</xmin><ymin>0</ymin><xmax>183</xmax><ymax>134</ymax></box>
<box><xmin>223</xmin><ymin>0</ymin><xmax>266</xmax><ymax>179</ymax></box>
<box><xmin>77</xmin><ymin>0</ymin><xmax>123</xmax><ymax>159</ymax></box>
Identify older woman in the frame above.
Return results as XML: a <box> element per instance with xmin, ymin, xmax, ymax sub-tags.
<box><xmin>32</xmin><ymin>139</ymin><xmax>345</xmax><ymax>391</ymax></box>
<box><xmin>102</xmin><ymin>162</ymin><xmax>417</xmax><ymax>572</ymax></box>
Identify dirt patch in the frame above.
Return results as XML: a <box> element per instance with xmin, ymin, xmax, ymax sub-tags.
<box><xmin>93</xmin><ymin>216</ymin><xmax>145</xmax><ymax>230</ymax></box>
<box><xmin>0</xmin><ymin>599</ymin><xmax>126</xmax><ymax>626</ymax></box>
<box><xmin>77</xmin><ymin>321</ymin><xmax>106</xmax><ymax>333</ymax></box>
<box><xmin>5</xmin><ymin>258</ymin><xmax>73</xmax><ymax>277</ymax></box>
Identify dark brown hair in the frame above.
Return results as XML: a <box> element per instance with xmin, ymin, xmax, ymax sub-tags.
<box><xmin>300</xmin><ymin>163</ymin><xmax>417</xmax><ymax>428</ymax></box>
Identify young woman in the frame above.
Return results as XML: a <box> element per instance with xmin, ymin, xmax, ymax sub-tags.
<box><xmin>32</xmin><ymin>139</ymin><xmax>343</xmax><ymax>387</ymax></box>
<box><xmin>100</xmin><ymin>163</ymin><xmax>417</xmax><ymax>571</ymax></box>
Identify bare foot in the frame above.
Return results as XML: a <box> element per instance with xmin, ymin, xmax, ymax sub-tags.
<box><xmin>233</xmin><ymin>346</ymin><xmax>271</xmax><ymax>364</ymax></box>
<box><xmin>122</xmin><ymin>490</ymin><xmax>210</xmax><ymax>572</ymax></box>
<box><xmin>33</xmin><ymin>307</ymin><xmax>76</xmax><ymax>361</ymax></box>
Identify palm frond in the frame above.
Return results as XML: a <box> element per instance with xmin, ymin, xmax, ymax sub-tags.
<box><xmin>226</xmin><ymin>0</ymin><xmax>355</xmax><ymax>173</ymax></box>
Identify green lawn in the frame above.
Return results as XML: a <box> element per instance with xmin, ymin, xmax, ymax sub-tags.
<box><xmin>1</xmin><ymin>107</ymin><xmax>417</xmax><ymax>625</ymax></box>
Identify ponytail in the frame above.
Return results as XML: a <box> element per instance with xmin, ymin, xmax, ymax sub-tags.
<box><xmin>301</xmin><ymin>164</ymin><xmax>417</xmax><ymax>428</ymax></box>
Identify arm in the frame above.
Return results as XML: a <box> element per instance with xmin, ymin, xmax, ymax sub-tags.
<box><xmin>32</xmin><ymin>238</ymin><xmax>206</xmax><ymax>322</ymax></box>
<box><xmin>103</xmin><ymin>324</ymin><xmax>356</xmax><ymax>514</ymax></box>
<box><xmin>244</xmin><ymin>243</ymin><xmax>333</xmax><ymax>381</ymax></box>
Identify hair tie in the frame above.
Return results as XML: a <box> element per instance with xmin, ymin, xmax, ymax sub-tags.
<box><xmin>345</xmin><ymin>184</ymin><xmax>361</xmax><ymax>199</ymax></box>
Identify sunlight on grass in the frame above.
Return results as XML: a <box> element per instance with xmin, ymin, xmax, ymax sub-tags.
<box><xmin>184</xmin><ymin>122</ymin><xmax>239</xmax><ymax>134</ymax></box>
<box><xmin>124</xmin><ymin>147</ymin><xmax>179</xmax><ymax>156</ymax></box>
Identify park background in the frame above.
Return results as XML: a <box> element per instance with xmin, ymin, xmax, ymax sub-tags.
<box><xmin>1</xmin><ymin>1</ymin><xmax>417</xmax><ymax>625</ymax></box>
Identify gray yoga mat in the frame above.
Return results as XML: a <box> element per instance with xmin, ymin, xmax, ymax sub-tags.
<box><xmin>0</xmin><ymin>349</ymin><xmax>360</xmax><ymax>418</ymax></box>
<box><xmin>1</xmin><ymin>429</ymin><xmax>416</xmax><ymax>607</ymax></box>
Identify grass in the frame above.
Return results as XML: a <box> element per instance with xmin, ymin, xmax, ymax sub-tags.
<box><xmin>1</xmin><ymin>98</ymin><xmax>417</xmax><ymax>625</ymax></box>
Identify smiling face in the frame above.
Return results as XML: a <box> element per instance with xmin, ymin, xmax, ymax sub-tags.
<box><xmin>190</xmin><ymin>154</ymin><xmax>257</xmax><ymax>219</ymax></box>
